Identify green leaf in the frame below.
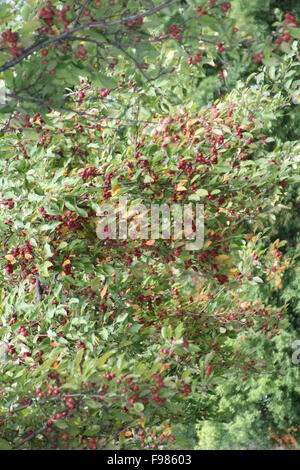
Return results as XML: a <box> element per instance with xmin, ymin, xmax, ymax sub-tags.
<box><xmin>39</xmin><ymin>261</ymin><xmax>53</xmax><ymax>278</ymax></box>
<box><xmin>96</xmin><ymin>350</ymin><xmax>116</xmax><ymax>368</ymax></box>
<box><xmin>44</xmin><ymin>243</ymin><xmax>53</xmax><ymax>258</ymax></box>
<box><xmin>72</xmin><ymin>348</ymin><xmax>84</xmax><ymax>375</ymax></box>
<box><xmin>189</xmin><ymin>189</ymin><xmax>208</xmax><ymax>201</ymax></box>
<box><xmin>253</xmin><ymin>276</ymin><xmax>264</xmax><ymax>284</ymax></box>
<box><xmin>133</xmin><ymin>402</ymin><xmax>144</xmax><ymax>413</ymax></box>
<box><xmin>289</xmin><ymin>28</ymin><xmax>300</xmax><ymax>39</ymax></box>
<box><xmin>0</xmin><ymin>439</ymin><xmax>11</xmax><ymax>450</ymax></box>
<box><xmin>268</xmin><ymin>66</ymin><xmax>276</xmax><ymax>81</ymax></box>
<box><xmin>93</xmin><ymin>74</ymin><xmax>117</xmax><ymax>89</ymax></box>
<box><xmin>175</xmin><ymin>322</ymin><xmax>184</xmax><ymax>340</ymax></box>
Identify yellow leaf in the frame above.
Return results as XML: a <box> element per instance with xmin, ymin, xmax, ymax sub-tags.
<box><xmin>162</xmin><ymin>425</ymin><xmax>172</xmax><ymax>436</ymax></box>
<box><xmin>145</xmin><ymin>240</ymin><xmax>155</xmax><ymax>246</ymax></box>
<box><xmin>100</xmin><ymin>283</ymin><xmax>108</xmax><ymax>299</ymax></box>
<box><xmin>25</xmin><ymin>253</ymin><xmax>33</xmax><ymax>260</ymax></box>
<box><xmin>112</xmin><ymin>184</ymin><xmax>121</xmax><ymax>197</ymax></box>
<box><xmin>240</xmin><ymin>302</ymin><xmax>250</xmax><ymax>310</ymax></box>
<box><xmin>178</xmin><ymin>139</ymin><xmax>188</xmax><ymax>148</ymax></box>
<box><xmin>186</xmin><ymin>118</ymin><xmax>198</xmax><ymax>128</ymax></box>
<box><xmin>160</xmin><ymin>363</ymin><xmax>171</xmax><ymax>373</ymax></box>
<box><xmin>141</xmin><ymin>416</ymin><xmax>146</xmax><ymax>428</ymax></box>
<box><xmin>273</xmin><ymin>239</ymin><xmax>280</xmax><ymax>248</ymax></box>
<box><xmin>62</xmin><ymin>259</ymin><xmax>71</xmax><ymax>267</ymax></box>
<box><xmin>229</xmin><ymin>268</ymin><xmax>238</xmax><ymax>278</ymax></box>
<box><xmin>5</xmin><ymin>254</ymin><xmax>16</xmax><ymax>264</ymax></box>
<box><xmin>214</xmin><ymin>254</ymin><xmax>232</xmax><ymax>265</ymax></box>
<box><xmin>176</xmin><ymin>180</ymin><xmax>187</xmax><ymax>192</ymax></box>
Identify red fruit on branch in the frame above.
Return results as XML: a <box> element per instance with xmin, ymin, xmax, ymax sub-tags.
<box><xmin>285</xmin><ymin>13</ymin><xmax>298</xmax><ymax>27</ymax></box>
<box><xmin>4</xmin><ymin>263</ymin><xmax>14</xmax><ymax>275</ymax></box>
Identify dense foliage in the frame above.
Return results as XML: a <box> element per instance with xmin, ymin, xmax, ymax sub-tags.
<box><xmin>0</xmin><ymin>0</ymin><xmax>299</xmax><ymax>450</ymax></box>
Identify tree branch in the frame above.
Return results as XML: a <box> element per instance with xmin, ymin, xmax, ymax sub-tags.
<box><xmin>0</xmin><ymin>0</ymin><xmax>179</xmax><ymax>73</ymax></box>
<box><xmin>73</xmin><ymin>0</ymin><xmax>91</xmax><ymax>27</ymax></box>
<box><xmin>35</xmin><ymin>276</ymin><xmax>43</xmax><ymax>304</ymax></box>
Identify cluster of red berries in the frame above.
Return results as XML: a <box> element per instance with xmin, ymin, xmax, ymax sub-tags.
<box><xmin>179</xmin><ymin>379</ymin><xmax>192</xmax><ymax>397</ymax></box>
<box><xmin>188</xmin><ymin>50</ymin><xmax>202</xmax><ymax>66</ymax></box>
<box><xmin>78</xmin><ymin>90</ymin><xmax>85</xmax><ymax>103</ymax></box>
<box><xmin>35</xmin><ymin>387</ymin><xmax>43</xmax><ymax>399</ymax></box>
<box><xmin>195</xmin><ymin>2</ymin><xmax>222</xmax><ymax>16</ymax></box>
<box><xmin>274</xmin><ymin>13</ymin><xmax>298</xmax><ymax>46</ymax></box>
<box><xmin>159</xmin><ymin>348</ymin><xmax>169</xmax><ymax>355</ymax></box>
<box><xmin>221</xmin><ymin>2</ymin><xmax>231</xmax><ymax>13</ymax></box>
<box><xmin>109</xmin><ymin>57</ymin><xmax>118</xmax><ymax>69</ymax></box>
<box><xmin>101</xmin><ymin>170</ymin><xmax>115</xmax><ymax>199</ymax></box>
<box><xmin>252</xmin><ymin>52</ymin><xmax>264</xmax><ymax>64</ymax></box>
<box><xmin>63</xmin><ymin>258</ymin><xmax>72</xmax><ymax>275</ymax></box>
<box><xmin>4</xmin><ymin>240</ymin><xmax>36</xmax><ymax>278</ymax></box>
<box><xmin>16</xmin><ymin>142</ymin><xmax>29</xmax><ymax>158</ymax></box>
<box><xmin>1</xmin><ymin>29</ymin><xmax>22</xmax><ymax>57</ymax></box>
<box><xmin>196</xmin><ymin>7</ymin><xmax>208</xmax><ymax>17</ymax></box>
<box><xmin>104</xmin><ymin>372</ymin><xmax>115</xmax><ymax>381</ymax></box>
<box><xmin>76</xmin><ymin>339</ymin><xmax>85</xmax><ymax>349</ymax></box>
<box><xmin>285</xmin><ymin>13</ymin><xmax>298</xmax><ymax>27</ymax></box>
<box><xmin>217</xmin><ymin>42</ymin><xmax>224</xmax><ymax>54</ymax></box>
<box><xmin>216</xmin><ymin>274</ymin><xmax>229</xmax><ymax>284</ymax></box>
<box><xmin>74</xmin><ymin>44</ymin><xmax>87</xmax><ymax>60</ymax></box>
<box><xmin>4</xmin><ymin>263</ymin><xmax>14</xmax><ymax>275</ymax></box>
<box><xmin>40</xmin><ymin>206</ymin><xmax>79</xmax><ymax>235</ymax></box>
<box><xmin>127</xmin><ymin>17</ymin><xmax>143</xmax><ymax>28</ymax></box>
<box><xmin>80</xmin><ymin>166</ymin><xmax>97</xmax><ymax>180</ymax></box>
<box><xmin>276</xmin><ymin>32</ymin><xmax>291</xmax><ymax>44</ymax></box>
<box><xmin>139</xmin><ymin>431</ymin><xmax>175</xmax><ymax>449</ymax></box>
<box><xmin>38</xmin><ymin>2</ymin><xmax>70</xmax><ymax>32</ymax></box>
<box><xmin>99</xmin><ymin>87</ymin><xmax>111</xmax><ymax>98</ymax></box>
<box><xmin>18</xmin><ymin>326</ymin><xmax>27</xmax><ymax>337</ymax></box>
<box><xmin>39</xmin><ymin>206</ymin><xmax>48</xmax><ymax>219</ymax></box>
<box><xmin>2</xmin><ymin>198</ymin><xmax>14</xmax><ymax>210</ymax></box>
<box><xmin>166</xmin><ymin>24</ymin><xmax>182</xmax><ymax>41</ymax></box>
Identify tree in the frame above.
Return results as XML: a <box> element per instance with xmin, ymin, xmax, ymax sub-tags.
<box><xmin>0</xmin><ymin>0</ymin><xmax>299</xmax><ymax>450</ymax></box>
